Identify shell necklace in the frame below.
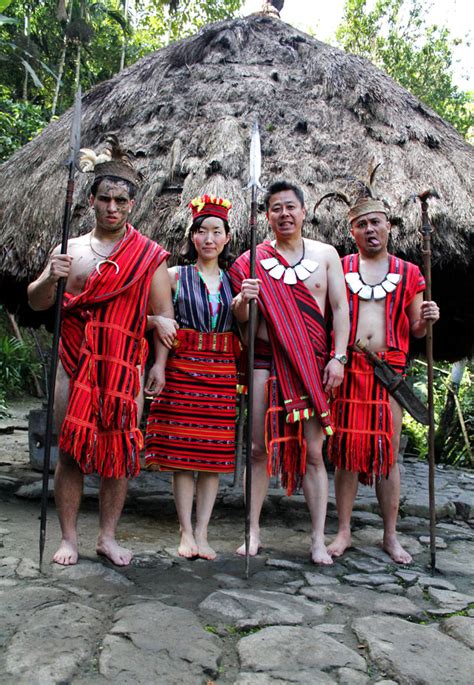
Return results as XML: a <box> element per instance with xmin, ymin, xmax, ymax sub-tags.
<box><xmin>345</xmin><ymin>271</ymin><xmax>401</xmax><ymax>300</ymax></box>
<box><xmin>260</xmin><ymin>240</ymin><xmax>319</xmax><ymax>285</ymax></box>
<box><xmin>89</xmin><ymin>232</ymin><xmax>126</xmax><ymax>274</ymax></box>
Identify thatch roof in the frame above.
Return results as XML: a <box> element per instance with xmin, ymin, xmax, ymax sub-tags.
<box><xmin>1</xmin><ymin>15</ymin><xmax>473</xmax><ymax>360</ymax></box>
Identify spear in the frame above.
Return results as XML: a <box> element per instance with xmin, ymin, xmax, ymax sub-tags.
<box><xmin>39</xmin><ymin>87</ymin><xmax>82</xmax><ymax>572</ymax></box>
<box><xmin>416</xmin><ymin>189</ymin><xmax>439</xmax><ymax>573</ymax></box>
<box><xmin>242</xmin><ymin>119</ymin><xmax>265</xmax><ymax>577</ymax></box>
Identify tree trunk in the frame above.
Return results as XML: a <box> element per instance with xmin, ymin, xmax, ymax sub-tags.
<box><xmin>22</xmin><ymin>13</ymin><xmax>31</xmax><ymax>101</ymax></box>
<box><xmin>119</xmin><ymin>0</ymin><xmax>130</xmax><ymax>71</ymax></box>
<box><xmin>51</xmin><ymin>0</ymin><xmax>73</xmax><ymax>118</ymax></box>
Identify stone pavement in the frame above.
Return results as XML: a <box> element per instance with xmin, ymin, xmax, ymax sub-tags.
<box><xmin>0</xmin><ymin>401</ymin><xmax>473</xmax><ymax>684</ymax></box>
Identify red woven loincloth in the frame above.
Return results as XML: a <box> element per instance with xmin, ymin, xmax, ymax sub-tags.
<box><xmin>327</xmin><ymin>349</ymin><xmax>406</xmax><ymax>485</ymax></box>
<box><xmin>59</xmin><ymin>226</ymin><xmax>168</xmax><ymax>478</ymax></box>
<box><xmin>145</xmin><ymin>329</ymin><xmax>240</xmax><ymax>473</ymax></box>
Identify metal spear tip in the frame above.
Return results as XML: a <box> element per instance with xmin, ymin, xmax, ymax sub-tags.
<box><xmin>67</xmin><ymin>85</ymin><xmax>82</xmax><ymax>168</ymax></box>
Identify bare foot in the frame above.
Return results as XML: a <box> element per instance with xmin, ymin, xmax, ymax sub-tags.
<box><xmin>236</xmin><ymin>534</ymin><xmax>261</xmax><ymax>556</ymax></box>
<box><xmin>383</xmin><ymin>534</ymin><xmax>412</xmax><ymax>565</ymax></box>
<box><xmin>310</xmin><ymin>535</ymin><xmax>333</xmax><ymax>565</ymax></box>
<box><xmin>53</xmin><ymin>539</ymin><xmax>78</xmax><ymax>566</ymax></box>
<box><xmin>178</xmin><ymin>530</ymin><xmax>198</xmax><ymax>558</ymax></box>
<box><xmin>96</xmin><ymin>536</ymin><xmax>133</xmax><ymax>566</ymax></box>
<box><xmin>327</xmin><ymin>530</ymin><xmax>352</xmax><ymax>558</ymax></box>
<box><xmin>195</xmin><ymin>536</ymin><xmax>217</xmax><ymax>560</ymax></box>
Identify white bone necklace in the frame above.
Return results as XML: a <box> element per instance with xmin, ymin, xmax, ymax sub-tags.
<box><xmin>260</xmin><ymin>240</ymin><xmax>319</xmax><ymax>285</ymax></box>
<box><xmin>345</xmin><ymin>270</ymin><xmax>401</xmax><ymax>300</ymax></box>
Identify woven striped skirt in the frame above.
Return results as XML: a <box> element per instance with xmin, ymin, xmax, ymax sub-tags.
<box><xmin>145</xmin><ymin>329</ymin><xmax>239</xmax><ymax>473</ymax></box>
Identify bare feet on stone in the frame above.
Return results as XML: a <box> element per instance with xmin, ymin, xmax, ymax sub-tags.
<box><xmin>53</xmin><ymin>539</ymin><xmax>78</xmax><ymax>566</ymax></box>
<box><xmin>195</xmin><ymin>534</ymin><xmax>217</xmax><ymax>560</ymax></box>
<box><xmin>383</xmin><ymin>533</ymin><xmax>413</xmax><ymax>565</ymax></box>
<box><xmin>310</xmin><ymin>535</ymin><xmax>333</xmax><ymax>565</ymax></box>
<box><xmin>96</xmin><ymin>536</ymin><xmax>133</xmax><ymax>566</ymax></box>
<box><xmin>178</xmin><ymin>530</ymin><xmax>198</xmax><ymax>558</ymax></box>
<box><xmin>328</xmin><ymin>530</ymin><xmax>352</xmax><ymax>558</ymax></box>
<box><xmin>236</xmin><ymin>534</ymin><xmax>261</xmax><ymax>556</ymax></box>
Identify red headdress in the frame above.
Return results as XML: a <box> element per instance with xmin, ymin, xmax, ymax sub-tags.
<box><xmin>189</xmin><ymin>194</ymin><xmax>232</xmax><ymax>222</ymax></box>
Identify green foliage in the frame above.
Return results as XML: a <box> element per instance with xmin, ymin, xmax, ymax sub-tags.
<box><xmin>0</xmin><ymin>84</ymin><xmax>48</xmax><ymax>161</ymax></box>
<box><xmin>0</xmin><ymin>1</ymin><xmax>244</xmax><ymax>162</ymax></box>
<box><xmin>0</xmin><ymin>334</ymin><xmax>41</xmax><ymax>397</ymax></box>
<box><xmin>403</xmin><ymin>360</ymin><xmax>474</xmax><ymax>468</ymax></box>
<box><xmin>336</xmin><ymin>0</ymin><xmax>473</xmax><ymax>137</ymax></box>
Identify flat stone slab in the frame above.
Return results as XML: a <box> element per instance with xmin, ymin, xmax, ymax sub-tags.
<box><xmin>419</xmin><ymin>535</ymin><xmax>447</xmax><ymax>549</ymax></box>
<box><xmin>435</xmin><ymin>542</ymin><xmax>474</xmax><ymax>577</ymax></box>
<box><xmin>427</xmin><ymin>587</ymin><xmax>474</xmax><ymax>612</ymax></box>
<box><xmin>342</xmin><ymin>573</ymin><xmax>396</xmax><ymax>587</ymax></box>
<box><xmin>4</xmin><ymin>602</ymin><xmax>104</xmax><ymax>682</ymax></box>
<box><xmin>0</xmin><ymin>584</ymin><xmax>68</xmax><ymax>645</ymax></box>
<box><xmin>235</xmin><ymin>672</ymin><xmax>335</xmax><ymax>684</ymax></box>
<box><xmin>53</xmin><ymin>560</ymin><xmax>133</xmax><ymax>588</ymax></box>
<box><xmin>301</xmin><ymin>585</ymin><xmax>420</xmax><ymax>618</ymax></box>
<box><xmin>343</xmin><ymin>557</ymin><xmax>389</xmax><ymax>573</ymax></box>
<box><xmin>441</xmin><ymin>616</ymin><xmax>474</xmax><ymax>649</ymax></box>
<box><xmin>353</xmin><ymin>615</ymin><xmax>473</xmax><ymax>684</ymax></box>
<box><xmin>265</xmin><ymin>558</ymin><xmax>304</xmax><ymax>570</ymax></box>
<box><xmin>415</xmin><ymin>575</ymin><xmax>456</xmax><ymax>591</ymax></box>
<box><xmin>237</xmin><ymin>625</ymin><xmax>366</xmax><ymax>682</ymax></box>
<box><xmin>99</xmin><ymin>600</ymin><xmax>221</xmax><ymax>684</ymax></box>
<box><xmin>200</xmin><ymin>588</ymin><xmax>326</xmax><ymax>627</ymax></box>
<box><xmin>304</xmin><ymin>571</ymin><xmax>340</xmax><ymax>586</ymax></box>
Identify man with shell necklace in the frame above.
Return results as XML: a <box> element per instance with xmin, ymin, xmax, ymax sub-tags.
<box><xmin>231</xmin><ymin>180</ymin><xmax>350</xmax><ymax>565</ymax></box>
<box><xmin>324</xmin><ymin>189</ymin><xmax>440</xmax><ymax>564</ymax></box>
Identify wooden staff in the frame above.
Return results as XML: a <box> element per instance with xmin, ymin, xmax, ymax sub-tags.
<box><xmin>39</xmin><ymin>87</ymin><xmax>82</xmax><ymax>571</ymax></box>
<box><xmin>417</xmin><ymin>189</ymin><xmax>439</xmax><ymax>573</ymax></box>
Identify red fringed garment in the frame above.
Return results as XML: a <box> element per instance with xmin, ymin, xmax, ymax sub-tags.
<box><xmin>328</xmin><ymin>349</ymin><xmax>406</xmax><ymax>485</ymax></box>
<box><xmin>230</xmin><ymin>242</ymin><xmax>332</xmax><ymax>495</ymax></box>
<box><xmin>59</xmin><ymin>225</ymin><xmax>168</xmax><ymax>478</ymax></box>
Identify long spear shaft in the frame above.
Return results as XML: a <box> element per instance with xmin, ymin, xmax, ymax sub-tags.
<box><xmin>39</xmin><ymin>87</ymin><xmax>82</xmax><ymax>571</ymax></box>
<box><xmin>417</xmin><ymin>189</ymin><xmax>439</xmax><ymax>573</ymax></box>
<box><xmin>244</xmin><ymin>183</ymin><xmax>258</xmax><ymax>578</ymax></box>
<box><xmin>243</xmin><ymin>119</ymin><xmax>265</xmax><ymax>578</ymax></box>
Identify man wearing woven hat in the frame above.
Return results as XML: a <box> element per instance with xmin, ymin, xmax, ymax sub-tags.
<box><xmin>327</xmin><ymin>198</ymin><xmax>439</xmax><ymax>564</ymax></box>
<box><xmin>28</xmin><ymin>137</ymin><xmax>173</xmax><ymax>566</ymax></box>
<box><xmin>230</xmin><ymin>180</ymin><xmax>350</xmax><ymax>565</ymax></box>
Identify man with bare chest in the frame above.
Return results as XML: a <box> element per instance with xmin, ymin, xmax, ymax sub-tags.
<box><xmin>27</xmin><ymin>141</ymin><xmax>173</xmax><ymax>567</ymax></box>
<box><xmin>230</xmin><ymin>181</ymin><xmax>350</xmax><ymax>564</ymax></box>
<box><xmin>327</xmin><ymin>198</ymin><xmax>439</xmax><ymax>564</ymax></box>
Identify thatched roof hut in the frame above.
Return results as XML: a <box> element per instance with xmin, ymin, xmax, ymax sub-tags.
<box><xmin>1</xmin><ymin>14</ymin><xmax>472</xmax><ymax>360</ymax></box>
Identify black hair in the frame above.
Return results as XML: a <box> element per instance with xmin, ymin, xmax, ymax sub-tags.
<box><xmin>179</xmin><ymin>214</ymin><xmax>234</xmax><ymax>270</ymax></box>
<box><xmin>90</xmin><ymin>175</ymin><xmax>137</xmax><ymax>199</ymax></box>
<box><xmin>264</xmin><ymin>180</ymin><xmax>305</xmax><ymax>210</ymax></box>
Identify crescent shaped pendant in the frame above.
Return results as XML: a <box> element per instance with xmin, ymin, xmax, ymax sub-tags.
<box><xmin>96</xmin><ymin>259</ymin><xmax>120</xmax><ymax>275</ymax></box>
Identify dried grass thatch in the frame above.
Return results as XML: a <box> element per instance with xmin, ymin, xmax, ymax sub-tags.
<box><xmin>0</xmin><ymin>15</ymin><xmax>472</xmax><ymax>359</ymax></box>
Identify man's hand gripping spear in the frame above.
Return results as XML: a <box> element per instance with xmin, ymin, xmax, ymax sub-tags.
<box><xmin>39</xmin><ymin>88</ymin><xmax>82</xmax><ymax>571</ymax></box>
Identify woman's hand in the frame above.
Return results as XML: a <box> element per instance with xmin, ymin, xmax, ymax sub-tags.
<box><xmin>147</xmin><ymin>315</ymin><xmax>179</xmax><ymax>349</ymax></box>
